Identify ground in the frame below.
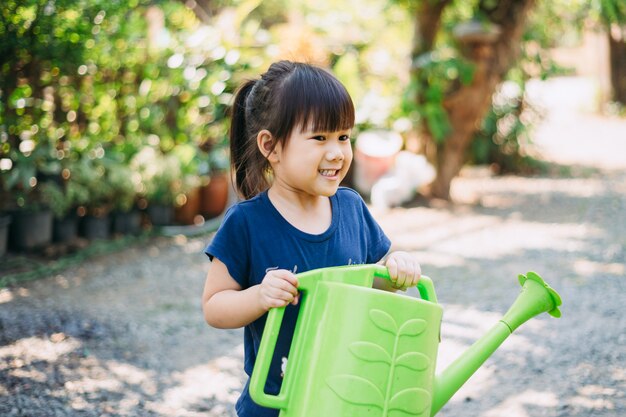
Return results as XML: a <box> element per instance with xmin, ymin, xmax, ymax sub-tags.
<box><xmin>0</xmin><ymin>77</ymin><xmax>625</xmax><ymax>417</ymax></box>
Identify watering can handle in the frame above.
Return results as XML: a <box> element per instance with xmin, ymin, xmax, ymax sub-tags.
<box><xmin>249</xmin><ymin>305</ymin><xmax>290</xmax><ymax>409</ymax></box>
<box><xmin>372</xmin><ymin>264</ymin><xmax>439</xmax><ymax>304</ymax></box>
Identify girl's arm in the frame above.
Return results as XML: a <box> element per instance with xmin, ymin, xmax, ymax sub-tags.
<box><xmin>202</xmin><ymin>258</ymin><xmax>299</xmax><ymax>329</ymax></box>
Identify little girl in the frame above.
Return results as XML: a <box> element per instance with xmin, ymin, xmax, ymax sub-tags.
<box><xmin>202</xmin><ymin>60</ymin><xmax>421</xmax><ymax>417</ymax></box>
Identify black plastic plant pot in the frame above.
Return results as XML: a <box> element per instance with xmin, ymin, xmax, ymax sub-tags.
<box><xmin>80</xmin><ymin>215</ymin><xmax>111</xmax><ymax>240</ymax></box>
<box><xmin>8</xmin><ymin>209</ymin><xmax>53</xmax><ymax>252</ymax></box>
<box><xmin>0</xmin><ymin>214</ymin><xmax>11</xmax><ymax>257</ymax></box>
<box><xmin>147</xmin><ymin>205</ymin><xmax>173</xmax><ymax>226</ymax></box>
<box><xmin>111</xmin><ymin>210</ymin><xmax>142</xmax><ymax>235</ymax></box>
<box><xmin>53</xmin><ymin>215</ymin><xmax>79</xmax><ymax>243</ymax></box>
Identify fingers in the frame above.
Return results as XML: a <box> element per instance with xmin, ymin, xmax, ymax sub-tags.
<box><xmin>272</xmin><ymin>269</ymin><xmax>299</xmax><ymax>288</ymax></box>
<box><xmin>260</xmin><ymin>269</ymin><xmax>299</xmax><ymax>309</ymax></box>
<box><xmin>386</xmin><ymin>256</ymin><xmax>399</xmax><ymax>284</ymax></box>
<box><xmin>385</xmin><ymin>252</ymin><xmax>421</xmax><ymax>290</ymax></box>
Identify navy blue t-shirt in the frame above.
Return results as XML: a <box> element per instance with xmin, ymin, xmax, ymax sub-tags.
<box><xmin>205</xmin><ymin>187</ymin><xmax>391</xmax><ymax>417</ymax></box>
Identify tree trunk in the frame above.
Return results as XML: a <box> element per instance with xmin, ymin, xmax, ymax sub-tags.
<box><xmin>410</xmin><ymin>0</ymin><xmax>452</xmax><ymax>164</ymax></box>
<box><xmin>431</xmin><ymin>45</ymin><xmax>500</xmax><ymax>198</ymax></box>
<box><xmin>416</xmin><ymin>0</ymin><xmax>536</xmax><ymax>200</ymax></box>
<box><xmin>411</xmin><ymin>0</ymin><xmax>452</xmax><ymax>57</ymax></box>
<box><xmin>608</xmin><ymin>24</ymin><xmax>626</xmax><ymax>104</ymax></box>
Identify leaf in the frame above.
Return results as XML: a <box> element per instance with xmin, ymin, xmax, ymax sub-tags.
<box><xmin>395</xmin><ymin>352</ymin><xmax>431</xmax><ymax>371</ymax></box>
<box><xmin>389</xmin><ymin>388</ymin><xmax>431</xmax><ymax>415</ymax></box>
<box><xmin>326</xmin><ymin>375</ymin><xmax>384</xmax><ymax>409</ymax></box>
<box><xmin>349</xmin><ymin>342</ymin><xmax>391</xmax><ymax>364</ymax></box>
<box><xmin>399</xmin><ymin>319</ymin><xmax>427</xmax><ymax>337</ymax></box>
<box><xmin>369</xmin><ymin>309</ymin><xmax>397</xmax><ymax>334</ymax></box>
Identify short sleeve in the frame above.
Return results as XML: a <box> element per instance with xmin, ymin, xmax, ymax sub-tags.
<box><xmin>204</xmin><ymin>204</ymin><xmax>251</xmax><ymax>288</ymax></box>
<box><xmin>361</xmin><ymin>199</ymin><xmax>391</xmax><ymax>263</ymax></box>
<box><xmin>340</xmin><ymin>188</ymin><xmax>391</xmax><ymax>263</ymax></box>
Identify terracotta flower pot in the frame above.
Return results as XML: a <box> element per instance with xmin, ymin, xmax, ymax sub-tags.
<box><xmin>174</xmin><ymin>187</ymin><xmax>201</xmax><ymax>225</ymax></box>
<box><xmin>200</xmin><ymin>173</ymin><xmax>229</xmax><ymax>219</ymax></box>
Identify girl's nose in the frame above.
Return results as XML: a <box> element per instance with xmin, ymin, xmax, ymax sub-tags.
<box><xmin>326</xmin><ymin>144</ymin><xmax>345</xmax><ymax>161</ymax></box>
<box><xmin>326</xmin><ymin>149</ymin><xmax>344</xmax><ymax>161</ymax></box>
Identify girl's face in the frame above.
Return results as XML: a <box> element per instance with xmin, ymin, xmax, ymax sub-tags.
<box><xmin>271</xmin><ymin>125</ymin><xmax>353</xmax><ymax>198</ymax></box>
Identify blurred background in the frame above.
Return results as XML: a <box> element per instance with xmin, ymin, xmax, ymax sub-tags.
<box><xmin>1</xmin><ymin>0</ymin><xmax>625</xmax><ymax>257</ymax></box>
<box><xmin>1</xmin><ymin>2</ymin><xmax>626</xmax><ymax>416</ymax></box>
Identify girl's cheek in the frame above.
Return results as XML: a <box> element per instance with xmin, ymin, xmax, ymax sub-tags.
<box><xmin>344</xmin><ymin>151</ymin><xmax>354</xmax><ymax>167</ymax></box>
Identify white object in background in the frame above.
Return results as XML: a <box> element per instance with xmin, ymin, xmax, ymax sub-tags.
<box><xmin>353</xmin><ymin>130</ymin><xmax>403</xmax><ymax>195</ymax></box>
<box><xmin>370</xmin><ymin>151</ymin><xmax>435</xmax><ymax>209</ymax></box>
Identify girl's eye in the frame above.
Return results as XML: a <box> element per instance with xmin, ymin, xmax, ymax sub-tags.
<box><xmin>312</xmin><ymin>135</ymin><xmax>326</xmax><ymax>141</ymax></box>
<box><xmin>339</xmin><ymin>135</ymin><xmax>350</xmax><ymax>142</ymax></box>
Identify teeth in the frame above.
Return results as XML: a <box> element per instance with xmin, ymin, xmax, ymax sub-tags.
<box><xmin>320</xmin><ymin>169</ymin><xmax>337</xmax><ymax>176</ymax></box>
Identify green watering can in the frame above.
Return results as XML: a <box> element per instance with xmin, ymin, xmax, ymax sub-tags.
<box><xmin>250</xmin><ymin>264</ymin><xmax>562</xmax><ymax>416</ymax></box>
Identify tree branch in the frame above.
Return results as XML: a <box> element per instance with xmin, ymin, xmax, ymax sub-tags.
<box><xmin>411</xmin><ymin>0</ymin><xmax>453</xmax><ymax>61</ymax></box>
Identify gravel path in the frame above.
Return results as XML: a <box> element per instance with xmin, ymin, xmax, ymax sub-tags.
<box><xmin>1</xmin><ymin>77</ymin><xmax>625</xmax><ymax>417</ymax></box>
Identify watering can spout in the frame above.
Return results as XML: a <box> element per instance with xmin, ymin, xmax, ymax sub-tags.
<box><xmin>431</xmin><ymin>272</ymin><xmax>562</xmax><ymax>416</ymax></box>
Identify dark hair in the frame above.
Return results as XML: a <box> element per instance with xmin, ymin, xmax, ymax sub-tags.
<box><xmin>229</xmin><ymin>60</ymin><xmax>355</xmax><ymax>199</ymax></box>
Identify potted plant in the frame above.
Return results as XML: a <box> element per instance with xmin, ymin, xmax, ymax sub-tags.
<box><xmin>0</xmin><ymin>140</ymin><xmax>59</xmax><ymax>251</ymax></box>
<box><xmin>131</xmin><ymin>146</ymin><xmax>192</xmax><ymax>226</ymax></box>
<box><xmin>0</xmin><ymin>209</ymin><xmax>10</xmax><ymax>258</ymax></box>
<box><xmin>0</xmin><ymin>157</ymin><xmax>11</xmax><ymax>257</ymax></box>
<box><xmin>198</xmin><ymin>140</ymin><xmax>231</xmax><ymax>220</ymax></box>
<box><xmin>40</xmin><ymin>176</ymin><xmax>88</xmax><ymax>244</ymax></box>
<box><xmin>172</xmin><ymin>144</ymin><xmax>203</xmax><ymax>225</ymax></box>
<box><xmin>105</xmin><ymin>157</ymin><xmax>142</xmax><ymax>235</ymax></box>
<box><xmin>71</xmin><ymin>157</ymin><xmax>114</xmax><ymax>240</ymax></box>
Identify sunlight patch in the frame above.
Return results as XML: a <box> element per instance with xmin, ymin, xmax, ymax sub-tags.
<box><xmin>574</xmin><ymin>259</ymin><xmax>625</xmax><ymax>276</ymax></box>
<box><xmin>0</xmin><ymin>336</ymin><xmax>81</xmax><ymax>365</ymax></box>
<box><xmin>149</xmin><ymin>350</ymin><xmax>244</xmax><ymax>414</ymax></box>
<box><xmin>0</xmin><ymin>288</ymin><xmax>13</xmax><ymax>304</ymax></box>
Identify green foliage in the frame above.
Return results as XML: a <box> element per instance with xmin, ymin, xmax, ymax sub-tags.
<box><xmin>69</xmin><ymin>156</ymin><xmax>114</xmax><ymax>215</ymax></box>
<box><xmin>405</xmin><ymin>50</ymin><xmax>475</xmax><ymax>142</ymax></box>
<box><xmin>3</xmin><ymin>0</ymin><xmax>619</xmax><ymax>209</ymax></box>
<box><xmin>0</xmin><ymin>0</ymin><xmax>111</xmax><ymax>211</ymax></box>
<box><xmin>102</xmin><ymin>154</ymin><xmax>139</xmax><ymax>212</ymax></box>
<box><xmin>394</xmin><ymin>0</ymin><xmax>595</xmax><ymax>174</ymax></box>
<box><xmin>596</xmin><ymin>0</ymin><xmax>626</xmax><ymax>25</ymax></box>
<box><xmin>130</xmin><ymin>146</ymin><xmax>188</xmax><ymax>206</ymax></box>
<box><xmin>526</xmin><ymin>0</ymin><xmax>588</xmax><ymax>49</ymax></box>
<box><xmin>0</xmin><ymin>137</ymin><xmax>59</xmax><ymax>210</ymax></box>
<box><xmin>39</xmin><ymin>177</ymin><xmax>88</xmax><ymax>219</ymax></box>
<box><xmin>470</xmin><ymin>81</ymin><xmax>543</xmax><ymax>173</ymax></box>
<box><xmin>267</xmin><ymin>0</ymin><xmax>413</xmax><ymax>131</ymax></box>
<box><xmin>1</xmin><ymin>0</ymin><xmax>260</xmax><ymax>213</ymax></box>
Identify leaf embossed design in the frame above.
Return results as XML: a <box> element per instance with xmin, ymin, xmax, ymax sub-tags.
<box><xmin>327</xmin><ymin>306</ymin><xmax>434</xmax><ymax>416</ymax></box>
<box><xmin>395</xmin><ymin>352</ymin><xmax>430</xmax><ymax>371</ymax></box>
<box><xmin>350</xmin><ymin>341</ymin><xmax>391</xmax><ymax>364</ymax></box>
<box><xmin>399</xmin><ymin>319</ymin><xmax>427</xmax><ymax>337</ymax></box>
<box><xmin>389</xmin><ymin>387</ymin><xmax>431</xmax><ymax>415</ymax></box>
<box><xmin>369</xmin><ymin>309</ymin><xmax>397</xmax><ymax>334</ymax></box>
<box><xmin>326</xmin><ymin>375</ymin><xmax>384</xmax><ymax>409</ymax></box>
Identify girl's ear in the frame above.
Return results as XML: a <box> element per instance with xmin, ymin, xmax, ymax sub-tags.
<box><xmin>257</xmin><ymin>129</ymin><xmax>280</xmax><ymax>163</ymax></box>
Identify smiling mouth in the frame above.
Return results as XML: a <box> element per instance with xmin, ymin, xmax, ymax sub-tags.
<box><xmin>319</xmin><ymin>169</ymin><xmax>340</xmax><ymax>177</ymax></box>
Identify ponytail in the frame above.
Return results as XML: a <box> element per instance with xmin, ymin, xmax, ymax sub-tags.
<box><xmin>229</xmin><ymin>79</ymin><xmax>270</xmax><ymax>200</ymax></box>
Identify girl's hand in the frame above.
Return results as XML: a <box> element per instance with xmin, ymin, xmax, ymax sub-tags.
<box><xmin>385</xmin><ymin>251</ymin><xmax>421</xmax><ymax>290</ymax></box>
<box><xmin>258</xmin><ymin>269</ymin><xmax>299</xmax><ymax>310</ymax></box>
